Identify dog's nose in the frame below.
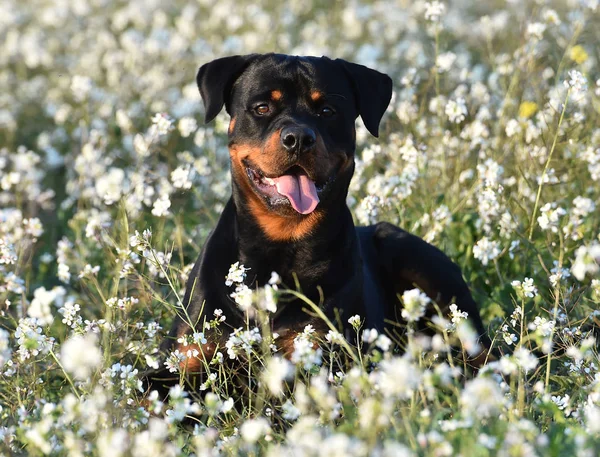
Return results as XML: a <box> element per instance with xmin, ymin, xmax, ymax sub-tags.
<box><xmin>280</xmin><ymin>126</ymin><xmax>316</xmax><ymax>155</ymax></box>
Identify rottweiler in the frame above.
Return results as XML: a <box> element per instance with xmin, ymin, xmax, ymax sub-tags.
<box><xmin>150</xmin><ymin>53</ymin><xmax>491</xmax><ymax>391</ymax></box>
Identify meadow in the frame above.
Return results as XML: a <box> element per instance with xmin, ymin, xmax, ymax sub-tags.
<box><xmin>1</xmin><ymin>0</ymin><xmax>600</xmax><ymax>455</ymax></box>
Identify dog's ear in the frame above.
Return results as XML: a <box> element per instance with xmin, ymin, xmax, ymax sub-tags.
<box><xmin>335</xmin><ymin>59</ymin><xmax>393</xmax><ymax>137</ymax></box>
<box><xmin>197</xmin><ymin>54</ymin><xmax>258</xmax><ymax>124</ymax></box>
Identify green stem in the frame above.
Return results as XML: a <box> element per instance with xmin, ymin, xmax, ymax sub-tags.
<box><xmin>49</xmin><ymin>348</ymin><xmax>81</xmax><ymax>400</ymax></box>
<box><xmin>545</xmin><ymin>230</ymin><xmax>565</xmax><ymax>393</ymax></box>
<box><xmin>528</xmin><ymin>90</ymin><xmax>570</xmax><ymax>241</ymax></box>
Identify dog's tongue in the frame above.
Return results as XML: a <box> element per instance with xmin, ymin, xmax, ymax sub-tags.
<box><xmin>273</xmin><ymin>172</ymin><xmax>319</xmax><ymax>214</ymax></box>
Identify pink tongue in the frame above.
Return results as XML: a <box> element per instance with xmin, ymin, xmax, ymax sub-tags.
<box><xmin>272</xmin><ymin>173</ymin><xmax>319</xmax><ymax>214</ymax></box>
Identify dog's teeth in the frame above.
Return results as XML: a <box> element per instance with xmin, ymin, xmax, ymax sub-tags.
<box><xmin>264</xmin><ymin>177</ymin><xmax>275</xmax><ymax>185</ymax></box>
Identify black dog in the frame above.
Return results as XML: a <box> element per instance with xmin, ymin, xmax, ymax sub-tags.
<box><xmin>152</xmin><ymin>53</ymin><xmax>490</xmax><ymax>387</ymax></box>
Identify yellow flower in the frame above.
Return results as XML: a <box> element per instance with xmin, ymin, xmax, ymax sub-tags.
<box><xmin>569</xmin><ymin>45</ymin><xmax>588</xmax><ymax>64</ymax></box>
<box><xmin>519</xmin><ymin>101</ymin><xmax>538</xmax><ymax>119</ymax></box>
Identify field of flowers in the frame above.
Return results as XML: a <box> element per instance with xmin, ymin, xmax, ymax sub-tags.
<box><xmin>1</xmin><ymin>0</ymin><xmax>600</xmax><ymax>455</ymax></box>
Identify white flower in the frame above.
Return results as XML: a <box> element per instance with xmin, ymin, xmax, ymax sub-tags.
<box><xmin>549</xmin><ymin>261</ymin><xmax>570</xmax><ymax>287</ymax></box>
<box><xmin>445</xmin><ymin>97</ymin><xmax>468</xmax><ymax>123</ymax></box>
<box><xmin>262</xmin><ymin>357</ymin><xmax>293</xmax><ymax>396</ymax></box>
<box><xmin>269</xmin><ymin>271</ymin><xmax>281</xmax><ymax>285</ymax></box>
<box><xmin>225</xmin><ymin>261</ymin><xmax>249</xmax><ymax>286</ymax></box>
<box><xmin>456</xmin><ymin>321</ymin><xmax>482</xmax><ymax>356</ymax></box>
<box><xmin>78</xmin><ymin>264</ymin><xmax>100</xmax><ymax>279</ymax></box>
<box><xmin>28</xmin><ymin>286</ymin><xmax>66</xmax><ymax>326</ymax></box>
<box><xmin>592</xmin><ymin>279</ymin><xmax>600</xmax><ymax>301</ymax></box>
<box><xmin>347</xmin><ymin>314</ymin><xmax>362</xmax><ymax>328</ymax></box>
<box><xmin>477</xmin><ymin>158</ymin><xmax>504</xmax><ymax>188</ymax></box>
<box><xmin>178</xmin><ymin>117</ymin><xmax>198</xmax><ymax>137</ymax></box>
<box><xmin>571</xmin><ymin>242</ymin><xmax>600</xmax><ymax>280</ymax></box>
<box><xmin>376</xmin><ymin>334</ymin><xmax>392</xmax><ymax>352</ymax></box>
<box><xmin>23</xmin><ymin>217</ymin><xmax>43</xmax><ymax>238</ymax></box>
<box><xmin>505</xmin><ymin>119</ymin><xmax>522</xmax><ymax>137</ymax></box>
<box><xmin>258</xmin><ymin>284</ymin><xmax>278</xmax><ymax>313</ymax></box>
<box><xmin>436</xmin><ymin>52</ymin><xmax>456</xmax><ymax>73</ymax></box>
<box><xmin>446</xmin><ymin>304</ymin><xmax>468</xmax><ymax>332</ymax></box>
<box><xmin>511</xmin><ymin>277</ymin><xmax>538</xmax><ymax>298</ymax></box>
<box><xmin>151</xmin><ymin>194</ymin><xmax>171</xmax><ymax>217</ymax></box>
<box><xmin>15</xmin><ymin>318</ymin><xmax>53</xmax><ymax>361</ymax></box>
<box><xmin>225</xmin><ymin>327</ymin><xmax>262</xmax><ymax>360</ymax></box>
<box><xmin>424</xmin><ymin>1</ymin><xmax>446</xmax><ymax>22</ymax></box>
<box><xmin>291</xmin><ymin>333</ymin><xmax>322</xmax><ymax>371</ymax></box>
<box><xmin>537</xmin><ymin>202</ymin><xmax>566</xmax><ymax>233</ymax></box>
<box><xmin>95</xmin><ymin>168</ymin><xmax>126</xmax><ymax>205</ymax></box>
<box><xmin>526</xmin><ymin>22</ymin><xmax>546</xmax><ymax>41</ymax></box>
<box><xmin>165</xmin><ymin>386</ymin><xmax>201</xmax><ymax>423</ymax></box>
<box><xmin>563</xmin><ymin>69</ymin><xmax>588</xmax><ymax>97</ymax></box>
<box><xmin>171</xmin><ymin>165</ymin><xmax>193</xmax><ymax>190</ymax></box>
<box><xmin>543</xmin><ymin>9</ymin><xmax>561</xmax><ymax>25</ymax></box>
<box><xmin>573</xmin><ymin>196</ymin><xmax>595</xmax><ymax>217</ymax></box>
<box><xmin>165</xmin><ymin>350</ymin><xmax>185</xmax><ymax>373</ymax></box>
<box><xmin>230</xmin><ymin>284</ymin><xmax>253</xmax><ymax>312</ymax></box>
<box><xmin>60</xmin><ymin>333</ymin><xmax>102</xmax><ymax>380</ymax></box>
<box><xmin>0</xmin><ymin>328</ymin><xmax>11</xmax><ymax>367</ymax></box>
<box><xmin>281</xmin><ymin>400</ymin><xmax>301</xmax><ymax>421</ymax></box>
<box><xmin>240</xmin><ymin>417</ymin><xmax>271</xmax><ymax>444</ymax></box>
<box><xmin>370</xmin><ymin>357</ymin><xmax>421</xmax><ymax>399</ymax></box>
<box><xmin>362</xmin><ymin>328</ymin><xmax>379</xmax><ymax>344</ymax></box>
<box><xmin>133</xmin><ymin>134</ymin><xmax>150</xmax><ymax>157</ymax></box>
<box><xmin>0</xmin><ymin>238</ymin><xmax>17</xmax><ymax>265</ymax></box>
<box><xmin>502</xmin><ymin>325</ymin><xmax>518</xmax><ymax>346</ymax></box>
<box><xmin>460</xmin><ymin>377</ymin><xmax>504</xmax><ymax>418</ymax></box>
<box><xmin>473</xmin><ymin>237</ymin><xmax>501</xmax><ymax>266</ymax></box>
<box><xmin>401</xmin><ymin>288</ymin><xmax>430</xmax><ymax>323</ymax></box>
<box><xmin>528</xmin><ymin>317</ymin><xmax>555</xmax><ymax>337</ymax></box>
<box><xmin>97</xmin><ymin>429</ymin><xmax>129</xmax><ymax>457</ymax></box>
<box><xmin>514</xmin><ymin>347</ymin><xmax>538</xmax><ymax>373</ymax></box>
<box><xmin>115</xmin><ymin>109</ymin><xmax>132</xmax><ymax>132</ymax></box>
<box><xmin>325</xmin><ymin>330</ymin><xmax>344</xmax><ymax>345</ymax></box>
<box><xmin>585</xmin><ymin>403</ymin><xmax>600</xmax><ymax>434</ymax></box>
<box><xmin>58</xmin><ymin>301</ymin><xmax>82</xmax><ymax>328</ymax></box>
<box><xmin>70</xmin><ymin>75</ymin><xmax>92</xmax><ymax>101</ymax></box>
<box><xmin>149</xmin><ymin>113</ymin><xmax>174</xmax><ymax>136</ymax></box>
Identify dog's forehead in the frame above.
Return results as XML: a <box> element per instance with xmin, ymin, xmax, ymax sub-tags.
<box><xmin>236</xmin><ymin>55</ymin><xmax>353</xmax><ymax>100</ymax></box>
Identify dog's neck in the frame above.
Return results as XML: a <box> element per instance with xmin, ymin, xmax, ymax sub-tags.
<box><xmin>227</xmin><ymin>185</ymin><xmax>359</xmax><ymax>290</ymax></box>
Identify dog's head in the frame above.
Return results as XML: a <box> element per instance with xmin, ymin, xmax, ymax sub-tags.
<box><xmin>196</xmin><ymin>54</ymin><xmax>392</xmax><ymax>238</ymax></box>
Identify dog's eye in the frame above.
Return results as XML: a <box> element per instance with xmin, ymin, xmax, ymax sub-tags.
<box><xmin>319</xmin><ymin>106</ymin><xmax>335</xmax><ymax>117</ymax></box>
<box><xmin>254</xmin><ymin>104</ymin><xmax>270</xmax><ymax>115</ymax></box>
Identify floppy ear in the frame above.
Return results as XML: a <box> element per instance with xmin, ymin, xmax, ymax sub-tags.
<box><xmin>335</xmin><ymin>59</ymin><xmax>393</xmax><ymax>137</ymax></box>
<box><xmin>196</xmin><ymin>54</ymin><xmax>258</xmax><ymax>124</ymax></box>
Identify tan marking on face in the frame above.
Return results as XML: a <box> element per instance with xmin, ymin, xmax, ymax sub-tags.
<box><xmin>264</xmin><ymin>129</ymin><xmax>282</xmax><ymax>156</ymax></box>
<box><xmin>229</xmin><ymin>131</ymin><xmax>283</xmax><ymax>174</ymax></box>
<box><xmin>229</xmin><ymin>141</ymin><xmax>326</xmax><ymax>241</ymax></box>
<box><xmin>229</xmin><ymin>144</ymin><xmax>261</xmax><ymax>163</ymax></box>
<box><xmin>310</xmin><ymin>91</ymin><xmax>323</xmax><ymax>101</ymax></box>
<box><xmin>249</xmin><ymin>199</ymin><xmax>325</xmax><ymax>241</ymax></box>
<box><xmin>271</xmin><ymin>90</ymin><xmax>283</xmax><ymax>101</ymax></box>
<box><xmin>228</xmin><ymin>117</ymin><xmax>236</xmax><ymax>134</ymax></box>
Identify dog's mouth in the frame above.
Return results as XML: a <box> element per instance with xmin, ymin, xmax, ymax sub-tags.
<box><xmin>245</xmin><ymin>162</ymin><xmax>324</xmax><ymax>215</ymax></box>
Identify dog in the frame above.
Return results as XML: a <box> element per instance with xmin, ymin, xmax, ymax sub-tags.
<box><xmin>149</xmin><ymin>53</ymin><xmax>491</xmax><ymax>391</ymax></box>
